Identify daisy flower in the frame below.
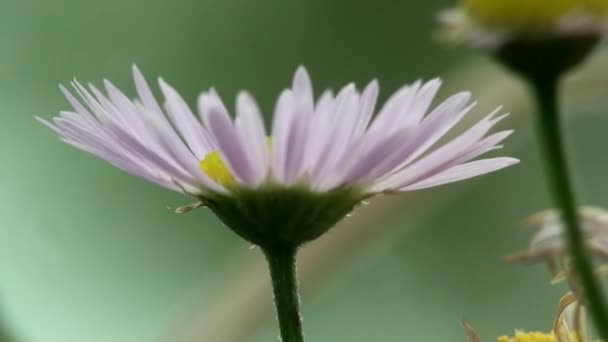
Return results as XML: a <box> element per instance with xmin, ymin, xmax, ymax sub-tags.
<box><xmin>38</xmin><ymin>66</ymin><xmax>518</xmax><ymax>342</ymax></box>
<box><xmin>38</xmin><ymin>66</ymin><xmax>517</xmax><ymax>247</ymax></box>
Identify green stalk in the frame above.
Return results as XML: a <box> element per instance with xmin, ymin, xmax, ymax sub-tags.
<box><xmin>530</xmin><ymin>76</ymin><xmax>608</xmax><ymax>339</ymax></box>
<box><xmin>263</xmin><ymin>245</ymin><xmax>304</xmax><ymax>342</ymax></box>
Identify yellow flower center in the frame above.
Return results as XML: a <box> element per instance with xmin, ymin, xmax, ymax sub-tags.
<box><xmin>462</xmin><ymin>0</ymin><xmax>608</xmax><ymax>29</ymax></box>
<box><xmin>497</xmin><ymin>331</ymin><xmax>555</xmax><ymax>342</ymax></box>
<box><xmin>199</xmin><ymin>138</ymin><xmax>272</xmax><ymax>190</ymax></box>
<box><xmin>199</xmin><ymin>150</ymin><xmax>236</xmax><ymax>190</ymax></box>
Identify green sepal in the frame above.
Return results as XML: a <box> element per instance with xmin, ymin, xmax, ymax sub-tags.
<box><xmin>202</xmin><ymin>185</ymin><xmax>367</xmax><ymax>249</ymax></box>
<box><xmin>492</xmin><ymin>32</ymin><xmax>600</xmax><ymax>81</ymax></box>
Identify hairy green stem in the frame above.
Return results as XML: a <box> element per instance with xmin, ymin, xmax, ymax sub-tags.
<box><xmin>263</xmin><ymin>245</ymin><xmax>304</xmax><ymax>342</ymax></box>
<box><xmin>530</xmin><ymin>76</ymin><xmax>608</xmax><ymax>339</ymax></box>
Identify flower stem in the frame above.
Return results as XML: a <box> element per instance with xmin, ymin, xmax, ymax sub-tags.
<box><xmin>263</xmin><ymin>245</ymin><xmax>304</xmax><ymax>342</ymax></box>
<box><xmin>530</xmin><ymin>75</ymin><xmax>608</xmax><ymax>338</ymax></box>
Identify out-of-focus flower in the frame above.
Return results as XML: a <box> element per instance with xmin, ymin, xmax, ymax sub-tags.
<box><xmin>508</xmin><ymin>207</ymin><xmax>608</xmax><ymax>267</ymax></box>
<box><xmin>438</xmin><ymin>1</ymin><xmax>607</xmax><ymax>78</ymax></box>
<box><xmin>497</xmin><ymin>331</ymin><xmax>557</xmax><ymax>342</ymax></box>
<box><xmin>508</xmin><ymin>207</ymin><xmax>608</xmax><ymax>307</ymax></box>
<box><xmin>462</xmin><ymin>293</ymin><xmax>592</xmax><ymax>342</ymax></box>
<box><xmin>38</xmin><ymin>66</ymin><xmax>518</xmax><ymax>247</ymax></box>
<box><xmin>463</xmin><ymin>0</ymin><xmax>608</xmax><ymax>32</ymax></box>
<box><xmin>439</xmin><ymin>0</ymin><xmax>608</xmax><ymax>48</ymax></box>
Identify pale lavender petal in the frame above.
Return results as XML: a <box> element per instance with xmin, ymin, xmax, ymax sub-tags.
<box><xmin>309</xmin><ymin>84</ymin><xmax>357</xmax><ymax>182</ymax></box>
<box><xmin>401</xmin><ymin>78</ymin><xmax>442</xmax><ymax>129</ymax></box>
<box><xmin>370</xmin><ymin>110</ymin><xmax>508</xmax><ymax>192</ymax></box>
<box><xmin>44</xmin><ymin>68</ymin><xmax>231</xmax><ymax>195</ymax></box>
<box><xmin>235</xmin><ymin>91</ymin><xmax>268</xmax><ymax>184</ymax></box>
<box><xmin>361</xmin><ymin>93</ymin><xmax>474</xmax><ymax>181</ymax></box>
<box><xmin>454</xmin><ymin>130</ymin><xmax>514</xmax><ymax>164</ymax></box>
<box><xmin>282</xmin><ymin>67</ymin><xmax>314</xmax><ymax>183</ymax></box>
<box><xmin>91</xmin><ymin>81</ymin><xmax>224</xmax><ymax>193</ymax></box>
<box><xmin>136</xmin><ymin>103</ymin><xmax>228</xmax><ymax>194</ymax></box>
<box><xmin>103</xmin><ymin>79</ymin><xmax>158</xmax><ymax>143</ymax></box>
<box><xmin>304</xmin><ymin>91</ymin><xmax>336</xmax><ymax>169</ymax></box>
<box><xmin>200</xmin><ymin>91</ymin><xmax>258</xmax><ymax>186</ymax></box>
<box><xmin>312</xmin><ymin>85</ymin><xmax>361</xmax><ymax>188</ymax></box>
<box><xmin>132</xmin><ymin>65</ymin><xmax>164</xmax><ymax>115</ymax></box>
<box><xmin>292</xmin><ymin>66</ymin><xmax>314</xmax><ymax>110</ymax></box>
<box><xmin>270</xmin><ymin>89</ymin><xmax>296</xmax><ymax>182</ymax></box>
<box><xmin>352</xmin><ymin>79</ymin><xmax>379</xmax><ymax>138</ymax></box>
<box><xmin>367</xmin><ymin>81</ymin><xmax>421</xmax><ymax>135</ymax></box>
<box><xmin>49</xmin><ymin>111</ymin><xmax>204</xmax><ymax>193</ymax></box>
<box><xmin>59</xmin><ymin>84</ymin><xmax>94</xmax><ymax>119</ymax></box>
<box><xmin>397</xmin><ymin>93</ymin><xmax>476</xmax><ymax>168</ymax></box>
<box><xmin>339</xmin><ymin>130</ymin><xmax>409</xmax><ymax>187</ymax></box>
<box><xmin>36</xmin><ymin>116</ymin><xmax>64</xmax><ymax>135</ymax></box>
<box><xmin>399</xmin><ymin>157</ymin><xmax>519</xmax><ymax>191</ymax></box>
<box><xmin>59</xmin><ymin>135</ymin><xmax>182</xmax><ymax>192</ymax></box>
<box><xmin>159</xmin><ymin>78</ymin><xmax>213</xmax><ymax>158</ymax></box>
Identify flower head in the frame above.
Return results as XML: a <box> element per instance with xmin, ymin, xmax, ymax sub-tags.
<box><xmin>463</xmin><ymin>0</ymin><xmax>608</xmax><ymax>32</ymax></box>
<box><xmin>509</xmin><ymin>207</ymin><xmax>608</xmax><ymax>266</ymax></box>
<box><xmin>462</xmin><ymin>292</ymin><xmax>589</xmax><ymax>342</ymax></box>
<box><xmin>497</xmin><ymin>331</ymin><xmax>556</xmax><ymax>342</ymax></box>
<box><xmin>38</xmin><ymin>66</ymin><xmax>517</xmax><ymax>247</ymax></box>
<box><xmin>438</xmin><ymin>1</ymin><xmax>607</xmax><ymax>78</ymax></box>
<box><xmin>440</xmin><ymin>0</ymin><xmax>608</xmax><ymax>47</ymax></box>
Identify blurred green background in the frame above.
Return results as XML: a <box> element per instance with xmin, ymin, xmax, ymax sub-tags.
<box><xmin>2</xmin><ymin>0</ymin><xmax>608</xmax><ymax>341</ymax></box>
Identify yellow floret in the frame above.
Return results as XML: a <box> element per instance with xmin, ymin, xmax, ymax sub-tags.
<box><xmin>199</xmin><ymin>138</ymin><xmax>272</xmax><ymax>190</ymax></box>
<box><xmin>463</xmin><ymin>0</ymin><xmax>608</xmax><ymax>29</ymax></box>
<box><xmin>496</xmin><ymin>331</ymin><xmax>555</xmax><ymax>342</ymax></box>
<box><xmin>199</xmin><ymin>150</ymin><xmax>236</xmax><ymax>190</ymax></box>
